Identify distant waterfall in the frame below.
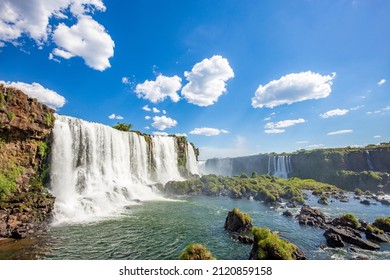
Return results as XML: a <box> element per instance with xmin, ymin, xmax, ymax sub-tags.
<box><xmin>50</xmin><ymin>115</ymin><xmax>197</xmax><ymax>223</ymax></box>
<box><xmin>268</xmin><ymin>155</ymin><xmax>292</xmax><ymax>179</ymax></box>
<box><xmin>364</xmin><ymin>150</ymin><xmax>374</xmax><ymax>170</ymax></box>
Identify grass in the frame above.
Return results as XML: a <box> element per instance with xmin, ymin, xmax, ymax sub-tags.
<box><xmin>252</xmin><ymin>227</ymin><xmax>297</xmax><ymax>260</ymax></box>
<box><xmin>232</xmin><ymin>208</ymin><xmax>252</xmax><ymax>225</ymax></box>
<box><xmin>0</xmin><ymin>163</ymin><xmax>25</xmax><ymax>199</ymax></box>
<box><xmin>179</xmin><ymin>243</ymin><xmax>216</xmax><ymax>260</ymax></box>
<box><xmin>341</xmin><ymin>213</ymin><xmax>360</xmax><ymax>228</ymax></box>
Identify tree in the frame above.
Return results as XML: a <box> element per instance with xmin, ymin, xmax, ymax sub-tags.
<box><xmin>112</xmin><ymin>123</ymin><xmax>132</xmax><ymax>132</ymax></box>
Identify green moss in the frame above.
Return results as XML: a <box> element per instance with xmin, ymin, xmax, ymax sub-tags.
<box><xmin>342</xmin><ymin>213</ymin><xmax>360</xmax><ymax>228</ymax></box>
<box><xmin>252</xmin><ymin>227</ymin><xmax>297</xmax><ymax>260</ymax></box>
<box><xmin>232</xmin><ymin>208</ymin><xmax>253</xmax><ymax>225</ymax></box>
<box><xmin>354</xmin><ymin>188</ymin><xmax>363</xmax><ymax>195</ymax></box>
<box><xmin>375</xmin><ymin>217</ymin><xmax>390</xmax><ymax>227</ymax></box>
<box><xmin>179</xmin><ymin>243</ymin><xmax>216</xmax><ymax>260</ymax></box>
<box><xmin>0</xmin><ymin>91</ymin><xmax>4</xmax><ymax>108</ymax></box>
<box><xmin>44</xmin><ymin>112</ymin><xmax>55</xmax><ymax>126</ymax></box>
<box><xmin>6</xmin><ymin>111</ymin><xmax>15</xmax><ymax>121</ymax></box>
<box><xmin>0</xmin><ymin>164</ymin><xmax>25</xmax><ymax>199</ymax></box>
<box><xmin>366</xmin><ymin>224</ymin><xmax>384</xmax><ymax>234</ymax></box>
<box><xmin>37</xmin><ymin>141</ymin><xmax>49</xmax><ymax>157</ymax></box>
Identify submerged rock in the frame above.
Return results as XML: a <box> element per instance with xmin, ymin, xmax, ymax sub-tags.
<box><xmin>282</xmin><ymin>210</ymin><xmax>293</xmax><ymax>217</ymax></box>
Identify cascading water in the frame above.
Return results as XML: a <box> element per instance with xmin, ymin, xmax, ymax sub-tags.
<box><xmin>268</xmin><ymin>155</ymin><xmax>292</xmax><ymax>179</ymax></box>
<box><xmin>364</xmin><ymin>150</ymin><xmax>374</xmax><ymax>170</ymax></box>
<box><xmin>50</xmin><ymin>115</ymin><xmax>197</xmax><ymax>224</ymax></box>
<box><xmin>186</xmin><ymin>144</ymin><xmax>199</xmax><ymax>175</ymax></box>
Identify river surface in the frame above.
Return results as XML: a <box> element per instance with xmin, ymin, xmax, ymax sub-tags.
<box><xmin>1</xmin><ymin>194</ymin><xmax>389</xmax><ymax>260</ymax></box>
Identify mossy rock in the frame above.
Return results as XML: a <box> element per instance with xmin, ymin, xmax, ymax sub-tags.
<box><xmin>224</xmin><ymin>208</ymin><xmax>253</xmax><ymax>233</ymax></box>
<box><xmin>373</xmin><ymin>217</ymin><xmax>390</xmax><ymax>232</ymax></box>
<box><xmin>249</xmin><ymin>227</ymin><xmax>306</xmax><ymax>260</ymax></box>
<box><xmin>179</xmin><ymin>243</ymin><xmax>216</xmax><ymax>260</ymax></box>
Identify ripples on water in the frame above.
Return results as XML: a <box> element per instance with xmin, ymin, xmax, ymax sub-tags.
<box><xmin>2</xmin><ymin>194</ymin><xmax>390</xmax><ymax>260</ymax></box>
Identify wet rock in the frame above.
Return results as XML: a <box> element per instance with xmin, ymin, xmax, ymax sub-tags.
<box><xmin>340</xmin><ymin>198</ymin><xmax>349</xmax><ymax>203</ymax></box>
<box><xmin>323</xmin><ymin>231</ymin><xmax>345</xmax><ymax>248</ymax></box>
<box><xmin>360</xmin><ymin>199</ymin><xmax>371</xmax><ymax>206</ymax></box>
<box><xmin>232</xmin><ymin>233</ymin><xmax>254</xmax><ymax>244</ymax></box>
<box><xmin>324</xmin><ymin>227</ymin><xmax>380</xmax><ymax>250</ymax></box>
<box><xmin>224</xmin><ymin>208</ymin><xmax>252</xmax><ymax>233</ymax></box>
<box><xmin>318</xmin><ymin>196</ymin><xmax>328</xmax><ymax>205</ymax></box>
<box><xmin>295</xmin><ymin>206</ymin><xmax>329</xmax><ymax>228</ymax></box>
<box><xmin>365</xmin><ymin>231</ymin><xmax>390</xmax><ymax>243</ymax></box>
<box><xmin>282</xmin><ymin>210</ymin><xmax>293</xmax><ymax>217</ymax></box>
<box><xmin>380</xmin><ymin>199</ymin><xmax>390</xmax><ymax>206</ymax></box>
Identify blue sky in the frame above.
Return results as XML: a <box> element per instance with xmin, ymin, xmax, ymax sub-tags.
<box><xmin>0</xmin><ymin>0</ymin><xmax>389</xmax><ymax>159</ymax></box>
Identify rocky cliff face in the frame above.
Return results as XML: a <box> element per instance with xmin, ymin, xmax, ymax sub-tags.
<box><xmin>0</xmin><ymin>85</ymin><xmax>55</xmax><ymax>239</ymax></box>
<box><xmin>204</xmin><ymin>145</ymin><xmax>390</xmax><ymax>193</ymax></box>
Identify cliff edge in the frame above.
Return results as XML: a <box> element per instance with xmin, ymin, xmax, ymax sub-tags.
<box><xmin>0</xmin><ymin>84</ymin><xmax>55</xmax><ymax>239</ymax></box>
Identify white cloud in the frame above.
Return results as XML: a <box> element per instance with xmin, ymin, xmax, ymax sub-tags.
<box><xmin>0</xmin><ymin>80</ymin><xmax>66</xmax><ymax>109</ymax></box>
<box><xmin>264</xmin><ymin>129</ymin><xmax>285</xmax><ymax>134</ymax></box>
<box><xmin>162</xmin><ymin>110</ymin><xmax>167</xmax><ymax>114</ymax></box>
<box><xmin>142</xmin><ymin>105</ymin><xmax>151</xmax><ymax>111</ymax></box>
<box><xmin>350</xmin><ymin>105</ymin><xmax>364</xmax><ymax>111</ymax></box>
<box><xmin>52</xmin><ymin>15</ymin><xmax>114</xmax><ymax>71</ymax></box>
<box><xmin>265</xmin><ymin>118</ymin><xmax>306</xmax><ymax>129</ymax></box>
<box><xmin>175</xmin><ymin>133</ymin><xmax>187</xmax><ymax>137</ymax></box>
<box><xmin>189</xmin><ymin>127</ymin><xmax>229</xmax><ymax>136</ymax></box>
<box><xmin>296</xmin><ymin>140</ymin><xmax>310</xmax><ymax>144</ymax></box>
<box><xmin>378</xmin><ymin>79</ymin><xmax>386</xmax><ymax>86</ymax></box>
<box><xmin>181</xmin><ymin>55</ymin><xmax>234</xmax><ymax>106</ymax></box>
<box><xmin>135</xmin><ymin>74</ymin><xmax>182</xmax><ymax>103</ymax></box>
<box><xmin>327</xmin><ymin>129</ymin><xmax>353</xmax><ymax>136</ymax></box>
<box><xmin>320</xmin><ymin>108</ymin><xmax>349</xmax><ymax>118</ymax></box>
<box><xmin>0</xmin><ymin>0</ymin><xmax>114</xmax><ymax>71</ymax></box>
<box><xmin>252</xmin><ymin>71</ymin><xmax>336</xmax><ymax>108</ymax></box>
<box><xmin>145</xmin><ymin>126</ymin><xmax>150</xmax><ymax>130</ymax></box>
<box><xmin>122</xmin><ymin>77</ymin><xmax>130</xmax><ymax>84</ymax></box>
<box><xmin>308</xmin><ymin>144</ymin><xmax>324</xmax><ymax>148</ymax></box>
<box><xmin>152</xmin><ymin>107</ymin><xmax>160</xmax><ymax>113</ymax></box>
<box><xmin>151</xmin><ymin>116</ymin><xmax>177</xmax><ymax>131</ymax></box>
<box><xmin>145</xmin><ymin>116</ymin><xmax>151</xmax><ymax>120</ymax></box>
<box><xmin>108</xmin><ymin>114</ymin><xmax>123</xmax><ymax>120</ymax></box>
<box><xmin>263</xmin><ymin>117</ymin><xmax>271</xmax><ymax>121</ymax></box>
<box><xmin>373</xmin><ymin>135</ymin><xmax>381</xmax><ymax>138</ymax></box>
<box><xmin>152</xmin><ymin>131</ymin><xmax>168</xmax><ymax>136</ymax></box>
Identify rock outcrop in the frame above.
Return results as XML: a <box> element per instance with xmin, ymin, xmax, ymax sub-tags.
<box><xmin>323</xmin><ymin>227</ymin><xmax>380</xmax><ymax>250</ymax></box>
<box><xmin>224</xmin><ymin>208</ymin><xmax>254</xmax><ymax>244</ymax></box>
<box><xmin>295</xmin><ymin>206</ymin><xmax>329</xmax><ymax>228</ymax></box>
<box><xmin>0</xmin><ymin>85</ymin><xmax>55</xmax><ymax>239</ymax></box>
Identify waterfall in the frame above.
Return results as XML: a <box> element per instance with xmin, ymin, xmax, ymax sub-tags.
<box><xmin>203</xmin><ymin>158</ymin><xmax>233</xmax><ymax>176</ymax></box>
<box><xmin>50</xmin><ymin>115</ymin><xmax>197</xmax><ymax>224</ymax></box>
<box><xmin>186</xmin><ymin>144</ymin><xmax>199</xmax><ymax>175</ymax></box>
<box><xmin>364</xmin><ymin>150</ymin><xmax>374</xmax><ymax>170</ymax></box>
<box><xmin>268</xmin><ymin>155</ymin><xmax>292</xmax><ymax>179</ymax></box>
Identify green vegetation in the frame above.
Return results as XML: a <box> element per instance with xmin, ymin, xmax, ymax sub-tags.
<box><xmin>6</xmin><ymin>111</ymin><xmax>15</xmax><ymax>121</ymax></box>
<box><xmin>37</xmin><ymin>141</ymin><xmax>49</xmax><ymax>157</ymax></box>
<box><xmin>112</xmin><ymin>122</ymin><xmax>132</xmax><ymax>132</ymax></box>
<box><xmin>179</xmin><ymin>243</ymin><xmax>216</xmax><ymax>260</ymax></box>
<box><xmin>0</xmin><ymin>91</ymin><xmax>4</xmax><ymax>108</ymax></box>
<box><xmin>374</xmin><ymin>217</ymin><xmax>390</xmax><ymax>228</ymax></box>
<box><xmin>44</xmin><ymin>112</ymin><xmax>55</xmax><ymax>126</ymax></box>
<box><xmin>354</xmin><ymin>188</ymin><xmax>363</xmax><ymax>195</ymax></box>
<box><xmin>366</xmin><ymin>224</ymin><xmax>384</xmax><ymax>234</ymax></box>
<box><xmin>163</xmin><ymin>174</ymin><xmax>339</xmax><ymax>205</ymax></box>
<box><xmin>252</xmin><ymin>227</ymin><xmax>297</xmax><ymax>260</ymax></box>
<box><xmin>0</xmin><ymin>163</ymin><xmax>25</xmax><ymax>199</ymax></box>
<box><xmin>341</xmin><ymin>213</ymin><xmax>360</xmax><ymax>228</ymax></box>
<box><xmin>232</xmin><ymin>207</ymin><xmax>252</xmax><ymax>225</ymax></box>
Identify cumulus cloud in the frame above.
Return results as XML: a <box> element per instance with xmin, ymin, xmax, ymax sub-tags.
<box><xmin>373</xmin><ymin>135</ymin><xmax>381</xmax><ymax>138</ymax></box>
<box><xmin>108</xmin><ymin>114</ymin><xmax>123</xmax><ymax>120</ymax></box>
<box><xmin>145</xmin><ymin>116</ymin><xmax>151</xmax><ymax>120</ymax></box>
<box><xmin>181</xmin><ymin>55</ymin><xmax>234</xmax><ymax>106</ymax></box>
<box><xmin>152</xmin><ymin>107</ymin><xmax>160</xmax><ymax>113</ymax></box>
<box><xmin>0</xmin><ymin>80</ymin><xmax>66</xmax><ymax>109</ymax></box>
<box><xmin>52</xmin><ymin>15</ymin><xmax>114</xmax><ymax>71</ymax></box>
<box><xmin>0</xmin><ymin>0</ymin><xmax>114</xmax><ymax>71</ymax></box>
<box><xmin>296</xmin><ymin>140</ymin><xmax>310</xmax><ymax>144</ymax></box>
<box><xmin>135</xmin><ymin>74</ymin><xmax>182</xmax><ymax>103</ymax></box>
<box><xmin>152</xmin><ymin>131</ymin><xmax>168</xmax><ymax>136</ymax></box>
<box><xmin>175</xmin><ymin>133</ymin><xmax>187</xmax><ymax>137</ymax></box>
<box><xmin>144</xmin><ymin>126</ymin><xmax>150</xmax><ymax>130</ymax></box>
<box><xmin>189</xmin><ymin>127</ymin><xmax>229</xmax><ymax>136</ymax></box>
<box><xmin>320</xmin><ymin>108</ymin><xmax>349</xmax><ymax>118</ymax></box>
<box><xmin>162</xmin><ymin>110</ymin><xmax>167</xmax><ymax>114</ymax></box>
<box><xmin>142</xmin><ymin>105</ymin><xmax>151</xmax><ymax>111</ymax></box>
<box><xmin>378</xmin><ymin>79</ymin><xmax>386</xmax><ymax>86</ymax></box>
<box><xmin>151</xmin><ymin>116</ymin><xmax>177</xmax><ymax>131</ymax></box>
<box><xmin>252</xmin><ymin>71</ymin><xmax>336</xmax><ymax>108</ymax></box>
<box><xmin>122</xmin><ymin>77</ymin><xmax>130</xmax><ymax>84</ymax></box>
<box><xmin>327</xmin><ymin>129</ymin><xmax>353</xmax><ymax>136</ymax></box>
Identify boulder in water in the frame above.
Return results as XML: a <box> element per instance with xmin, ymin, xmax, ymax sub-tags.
<box><xmin>324</xmin><ymin>226</ymin><xmax>380</xmax><ymax>250</ymax></box>
<box><xmin>224</xmin><ymin>208</ymin><xmax>253</xmax><ymax>233</ymax></box>
<box><xmin>295</xmin><ymin>206</ymin><xmax>329</xmax><ymax>228</ymax></box>
<box><xmin>179</xmin><ymin>243</ymin><xmax>216</xmax><ymax>260</ymax></box>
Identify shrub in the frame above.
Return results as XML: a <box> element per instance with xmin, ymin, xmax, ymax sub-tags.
<box><xmin>179</xmin><ymin>243</ymin><xmax>216</xmax><ymax>260</ymax></box>
<box><xmin>252</xmin><ymin>227</ymin><xmax>297</xmax><ymax>260</ymax></box>
<box><xmin>354</xmin><ymin>188</ymin><xmax>363</xmax><ymax>195</ymax></box>
<box><xmin>342</xmin><ymin>213</ymin><xmax>360</xmax><ymax>228</ymax></box>
<box><xmin>37</xmin><ymin>141</ymin><xmax>49</xmax><ymax>157</ymax></box>
<box><xmin>112</xmin><ymin>122</ymin><xmax>132</xmax><ymax>132</ymax></box>
<box><xmin>374</xmin><ymin>217</ymin><xmax>390</xmax><ymax>227</ymax></box>
<box><xmin>232</xmin><ymin>207</ymin><xmax>253</xmax><ymax>225</ymax></box>
<box><xmin>0</xmin><ymin>164</ymin><xmax>25</xmax><ymax>199</ymax></box>
<box><xmin>366</xmin><ymin>224</ymin><xmax>384</xmax><ymax>234</ymax></box>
